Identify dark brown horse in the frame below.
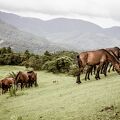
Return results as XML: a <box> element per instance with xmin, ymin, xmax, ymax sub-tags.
<box><xmin>106</xmin><ymin>47</ymin><xmax>120</xmax><ymax>72</ymax></box>
<box><xmin>76</xmin><ymin>49</ymin><xmax>120</xmax><ymax>84</ymax></box>
<box><xmin>1</xmin><ymin>78</ymin><xmax>15</xmax><ymax>94</ymax></box>
<box><xmin>106</xmin><ymin>47</ymin><xmax>120</xmax><ymax>59</ymax></box>
<box><xmin>27</xmin><ymin>71</ymin><xmax>38</xmax><ymax>87</ymax></box>
<box><xmin>15</xmin><ymin>71</ymin><xmax>29</xmax><ymax>89</ymax></box>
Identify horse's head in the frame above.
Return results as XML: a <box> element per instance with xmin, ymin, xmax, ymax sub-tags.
<box><xmin>114</xmin><ymin>63</ymin><xmax>120</xmax><ymax>74</ymax></box>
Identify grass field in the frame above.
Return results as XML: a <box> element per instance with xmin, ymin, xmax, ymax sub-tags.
<box><xmin>0</xmin><ymin>66</ymin><xmax>120</xmax><ymax>120</ymax></box>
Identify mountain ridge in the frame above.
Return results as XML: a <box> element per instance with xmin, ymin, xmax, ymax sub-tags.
<box><xmin>0</xmin><ymin>11</ymin><xmax>120</xmax><ymax>51</ymax></box>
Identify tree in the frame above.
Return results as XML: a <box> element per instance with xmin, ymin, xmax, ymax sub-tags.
<box><xmin>24</xmin><ymin>50</ymin><xmax>31</xmax><ymax>60</ymax></box>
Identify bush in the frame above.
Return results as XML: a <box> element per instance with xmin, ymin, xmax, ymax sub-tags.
<box><xmin>68</xmin><ymin>64</ymin><xmax>79</xmax><ymax>76</ymax></box>
<box><xmin>42</xmin><ymin>60</ymin><xmax>57</xmax><ymax>73</ymax></box>
<box><xmin>56</xmin><ymin>56</ymin><xmax>73</xmax><ymax>73</ymax></box>
<box><xmin>42</xmin><ymin>56</ymin><xmax>73</xmax><ymax>73</ymax></box>
<box><xmin>24</xmin><ymin>56</ymin><xmax>43</xmax><ymax>70</ymax></box>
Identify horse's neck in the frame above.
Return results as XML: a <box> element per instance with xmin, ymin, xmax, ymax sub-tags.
<box><xmin>107</xmin><ymin>52</ymin><xmax>118</xmax><ymax>65</ymax></box>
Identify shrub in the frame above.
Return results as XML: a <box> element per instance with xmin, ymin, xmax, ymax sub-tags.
<box><xmin>68</xmin><ymin>64</ymin><xmax>80</xmax><ymax>76</ymax></box>
<box><xmin>42</xmin><ymin>60</ymin><xmax>57</xmax><ymax>73</ymax></box>
<box><xmin>56</xmin><ymin>56</ymin><xmax>73</xmax><ymax>73</ymax></box>
<box><xmin>42</xmin><ymin>56</ymin><xmax>73</xmax><ymax>73</ymax></box>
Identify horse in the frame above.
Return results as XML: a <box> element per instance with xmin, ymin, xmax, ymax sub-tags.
<box><xmin>76</xmin><ymin>49</ymin><xmax>120</xmax><ymax>84</ymax></box>
<box><xmin>27</xmin><ymin>71</ymin><xmax>38</xmax><ymax>87</ymax></box>
<box><xmin>1</xmin><ymin>78</ymin><xmax>15</xmax><ymax>94</ymax></box>
<box><xmin>15</xmin><ymin>71</ymin><xmax>29</xmax><ymax>90</ymax></box>
<box><xmin>106</xmin><ymin>47</ymin><xmax>120</xmax><ymax>72</ymax></box>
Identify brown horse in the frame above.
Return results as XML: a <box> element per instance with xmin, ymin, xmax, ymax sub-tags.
<box><xmin>106</xmin><ymin>47</ymin><xmax>120</xmax><ymax>72</ymax></box>
<box><xmin>27</xmin><ymin>71</ymin><xmax>38</xmax><ymax>87</ymax></box>
<box><xmin>15</xmin><ymin>71</ymin><xmax>29</xmax><ymax>89</ymax></box>
<box><xmin>1</xmin><ymin>78</ymin><xmax>15</xmax><ymax>94</ymax></box>
<box><xmin>76</xmin><ymin>49</ymin><xmax>120</xmax><ymax>84</ymax></box>
<box><xmin>106</xmin><ymin>47</ymin><xmax>120</xmax><ymax>59</ymax></box>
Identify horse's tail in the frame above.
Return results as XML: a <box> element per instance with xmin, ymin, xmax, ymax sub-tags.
<box><xmin>76</xmin><ymin>55</ymin><xmax>82</xmax><ymax>84</ymax></box>
<box><xmin>77</xmin><ymin>55</ymin><xmax>82</xmax><ymax>68</ymax></box>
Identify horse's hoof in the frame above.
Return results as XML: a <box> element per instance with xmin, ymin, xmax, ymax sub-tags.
<box><xmin>76</xmin><ymin>81</ymin><xmax>81</xmax><ymax>84</ymax></box>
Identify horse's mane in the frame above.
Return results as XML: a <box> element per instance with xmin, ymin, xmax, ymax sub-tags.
<box><xmin>110</xmin><ymin>50</ymin><xmax>119</xmax><ymax>60</ymax></box>
<box><xmin>103</xmin><ymin>49</ymin><xmax>119</xmax><ymax>63</ymax></box>
<box><xmin>15</xmin><ymin>71</ymin><xmax>22</xmax><ymax>80</ymax></box>
<box><xmin>27</xmin><ymin>71</ymin><xmax>34</xmax><ymax>73</ymax></box>
<box><xmin>114</xmin><ymin>46</ymin><xmax>120</xmax><ymax>50</ymax></box>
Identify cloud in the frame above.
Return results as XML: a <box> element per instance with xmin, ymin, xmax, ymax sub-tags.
<box><xmin>0</xmin><ymin>0</ymin><xmax>120</xmax><ymax>27</ymax></box>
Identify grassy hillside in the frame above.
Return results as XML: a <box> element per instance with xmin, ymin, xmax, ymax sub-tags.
<box><xmin>0</xmin><ymin>66</ymin><xmax>120</xmax><ymax>120</ymax></box>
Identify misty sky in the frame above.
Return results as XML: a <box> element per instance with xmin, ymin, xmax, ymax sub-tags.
<box><xmin>0</xmin><ymin>0</ymin><xmax>120</xmax><ymax>27</ymax></box>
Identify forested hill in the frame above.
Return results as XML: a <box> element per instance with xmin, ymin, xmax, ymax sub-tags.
<box><xmin>0</xmin><ymin>11</ymin><xmax>120</xmax><ymax>51</ymax></box>
<box><xmin>0</xmin><ymin>20</ymin><xmax>65</xmax><ymax>53</ymax></box>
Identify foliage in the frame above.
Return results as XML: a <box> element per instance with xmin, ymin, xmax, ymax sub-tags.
<box><xmin>0</xmin><ymin>47</ymin><xmax>79</xmax><ymax>74</ymax></box>
<box><xmin>68</xmin><ymin>64</ymin><xmax>79</xmax><ymax>76</ymax></box>
<box><xmin>9</xmin><ymin>71</ymin><xmax>17</xmax><ymax>78</ymax></box>
<box><xmin>42</xmin><ymin>56</ymin><xmax>73</xmax><ymax>73</ymax></box>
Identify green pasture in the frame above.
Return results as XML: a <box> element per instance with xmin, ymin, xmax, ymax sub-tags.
<box><xmin>0</xmin><ymin>66</ymin><xmax>120</xmax><ymax>120</ymax></box>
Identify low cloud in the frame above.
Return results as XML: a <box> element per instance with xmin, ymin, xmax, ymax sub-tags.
<box><xmin>0</xmin><ymin>0</ymin><xmax>120</xmax><ymax>27</ymax></box>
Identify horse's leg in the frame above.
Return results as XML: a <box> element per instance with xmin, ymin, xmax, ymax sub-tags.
<box><xmin>100</xmin><ymin>64</ymin><xmax>104</xmax><ymax>74</ymax></box>
<box><xmin>25</xmin><ymin>82</ymin><xmax>28</xmax><ymax>88</ymax></box>
<box><xmin>112</xmin><ymin>66</ymin><xmax>115</xmax><ymax>71</ymax></box>
<box><xmin>88</xmin><ymin>66</ymin><xmax>93</xmax><ymax>80</ymax></box>
<box><xmin>90</xmin><ymin>66</ymin><xmax>93</xmax><ymax>75</ymax></box>
<box><xmin>34</xmin><ymin>80</ymin><xmax>38</xmax><ymax>87</ymax></box>
<box><xmin>95</xmin><ymin>63</ymin><xmax>103</xmax><ymax>80</ymax></box>
<box><xmin>108</xmin><ymin>63</ymin><xmax>112</xmax><ymax>72</ymax></box>
<box><xmin>31</xmin><ymin>81</ymin><xmax>33</xmax><ymax>87</ymax></box>
<box><xmin>85</xmin><ymin>70</ymin><xmax>88</xmax><ymax>81</ymax></box>
<box><xmin>95</xmin><ymin>66</ymin><xmax>99</xmax><ymax>80</ymax></box>
<box><xmin>76</xmin><ymin>67</ymin><xmax>81</xmax><ymax>84</ymax></box>
<box><xmin>85</xmin><ymin>66</ymin><xmax>90</xmax><ymax>80</ymax></box>
<box><xmin>93</xmin><ymin>65</ymin><xmax>96</xmax><ymax>75</ymax></box>
<box><xmin>103</xmin><ymin>63</ymin><xmax>109</xmax><ymax>77</ymax></box>
<box><xmin>76</xmin><ymin>74</ymin><xmax>81</xmax><ymax>84</ymax></box>
<box><xmin>21</xmin><ymin>83</ymin><xmax>23</xmax><ymax>90</ymax></box>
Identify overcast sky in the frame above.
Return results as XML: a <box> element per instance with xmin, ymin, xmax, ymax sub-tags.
<box><xmin>0</xmin><ymin>0</ymin><xmax>120</xmax><ymax>28</ymax></box>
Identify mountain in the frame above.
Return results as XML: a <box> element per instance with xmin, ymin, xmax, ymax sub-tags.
<box><xmin>0</xmin><ymin>19</ymin><xmax>65</xmax><ymax>53</ymax></box>
<box><xmin>0</xmin><ymin>11</ymin><xmax>120</xmax><ymax>51</ymax></box>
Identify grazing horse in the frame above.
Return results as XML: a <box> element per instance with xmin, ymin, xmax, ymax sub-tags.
<box><xmin>106</xmin><ymin>47</ymin><xmax>120</xmax><ymax>72</ymax></box>
<box><xmin>27</xmin><ymin>71</ymin><xmax>38</xmax><ymax>87</ymax></box>
<box><xmin>76</xmin><ymin>49</ymin><xmax>120</xmax><ymax>84</ymax></box>
<box><xmin>1</xmin><ymin>78</ymin><xmax>15</xmax><ymax>94</ymax></box>
<box><xmin>15</xmin><ymin>71</ymin><xmax>29</xmax><ymax>90</ymax></box>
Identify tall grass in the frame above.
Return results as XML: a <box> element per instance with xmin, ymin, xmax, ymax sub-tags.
<box><xmin>9</xmin><ymin>84</ymin><xmax>16</xmax><ymax>97</ymax></box>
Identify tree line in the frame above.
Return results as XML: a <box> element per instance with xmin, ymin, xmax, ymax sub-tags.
<box><xmin>0</xmin><ymin>47</ymin><xmax>79</xmax><ymax>75</ymax></box>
